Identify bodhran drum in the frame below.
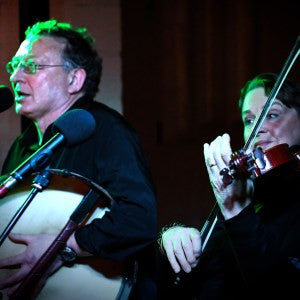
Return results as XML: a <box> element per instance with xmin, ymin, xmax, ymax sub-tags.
<box><xmin>0</xmin><ymin>169</ymin><xmax>134</xmax><ymax>300</ymax></box>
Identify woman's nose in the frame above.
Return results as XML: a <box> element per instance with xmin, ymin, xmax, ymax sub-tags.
<box><xmin>257</xmin><ymin>120</ymin><xmax>269</xmax><ymax>135</ymax></box>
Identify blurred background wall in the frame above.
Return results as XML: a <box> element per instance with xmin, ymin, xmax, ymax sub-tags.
<box><xmin>0</xmin><ymin>0</ymin><xmax>299</xmax><ymax>230</ymax></box>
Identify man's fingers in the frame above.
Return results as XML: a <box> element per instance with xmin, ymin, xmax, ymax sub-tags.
<box><xmin>0</xmin><ymin>265</ymin><xmax>29</xmax><ymax>289</ymax></box>
<box><xmin>8</xmin><ymin>233</ymin><xmax>33</xmax><ymax>245</ymax></box>
<box><xmin>0</xmin><ymin>252</ymin><xmax>25</xmax><ymax>269</ymax></box>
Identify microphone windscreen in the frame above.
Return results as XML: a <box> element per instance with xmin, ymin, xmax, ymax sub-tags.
<box><xmin>52</xmin><ymin>109</ymin><xmax>96</xmax><ymax>146</ymax></box>
<box><xmin>0</xmin><ymin>85</ymin><xmax>14</xmax><ymax>112</ymax></box>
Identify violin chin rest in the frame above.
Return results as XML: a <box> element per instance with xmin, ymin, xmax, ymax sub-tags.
<box><xmin>289</xmin><ymin>144</ymin><xmax>300</xmax><ymax>154</ymax></box>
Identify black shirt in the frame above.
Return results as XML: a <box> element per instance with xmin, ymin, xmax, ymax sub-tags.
<box><xmin>1</xmin><ymin>97</ymin><xmax>157</xmax><ymax>260</ymax></box>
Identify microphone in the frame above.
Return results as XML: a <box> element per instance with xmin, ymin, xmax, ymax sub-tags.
<box><xmin>0</xmin><ymin>109</ymin><xmax>96</xmax><ymax>198</ymax></box>
<box><xmin>0</xmin><ymin>85</ymin><xmax>14</xmax><ymax>112</ymax></box>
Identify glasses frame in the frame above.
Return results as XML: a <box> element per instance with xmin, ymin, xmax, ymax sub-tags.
<box><xmin>6</xmin><ymin>60</ymin><xmax>65</xmax><ymax>75</ymax></box>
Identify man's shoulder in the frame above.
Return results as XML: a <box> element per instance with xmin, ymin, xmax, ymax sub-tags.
<box><xmin>89</xmin><ymin>101</ymin><xmax>123</xmax><ymax>120</ymax></box>
<box><xmin>87</xmin><ymin>101</ymin><xmax>136</xmax><ymax>133</ymax></box>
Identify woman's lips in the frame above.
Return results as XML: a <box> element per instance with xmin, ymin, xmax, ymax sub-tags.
<box><xmin>254</xmin><ymin>141</ymin><xmax>272</xmax><ymax>150</ymax></box>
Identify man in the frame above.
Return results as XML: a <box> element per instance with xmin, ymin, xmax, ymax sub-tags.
<box><xmin>0</xmin><ymin>20</ymin><xmax>157</xmax><ymax>299</ymax></box>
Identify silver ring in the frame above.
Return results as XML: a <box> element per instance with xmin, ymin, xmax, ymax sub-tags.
<box><xmin>219</xmin><ymin>167</ymin><xmax>229</xmax><ymax>175</ymax></box>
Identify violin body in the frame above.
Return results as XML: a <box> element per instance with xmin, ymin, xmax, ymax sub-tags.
<box><xmin>228</xmin><ymin>143</ymin><xmax>300</xmax><ymax>181</ymax></box>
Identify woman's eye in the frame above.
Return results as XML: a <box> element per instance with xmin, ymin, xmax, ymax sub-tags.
<box><xmin>267</xmin><ymin>113</ymin><xmax>279</xmax><ymax>120</ymax></box>
<box><xmin>244</xmin><ymin>117</ymin><xmax>254</xmax><ymax>126</ymax></box>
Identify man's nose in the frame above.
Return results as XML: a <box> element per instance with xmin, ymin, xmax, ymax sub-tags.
<box><xmin>10</xmin><ymin>66</ymin><xmax>25</xmax><ymax>83</ymax></box>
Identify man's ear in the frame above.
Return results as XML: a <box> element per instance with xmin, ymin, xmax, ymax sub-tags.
<box><xmin>67</xmin><ymin>68</ymin><xmax>86</xmax><ymax>94</ymax></box>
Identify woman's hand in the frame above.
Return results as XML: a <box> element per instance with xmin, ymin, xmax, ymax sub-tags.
<box><xmin>204</xmin><ymin>133</ymin><xmax>252</xmax><ymax>219</ymax></box>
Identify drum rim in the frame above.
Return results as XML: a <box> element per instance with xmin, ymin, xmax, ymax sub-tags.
<box><xmin>46</xmin><ymin>168</ymin><xmax>114</xmax><ymax>204</ymax></box>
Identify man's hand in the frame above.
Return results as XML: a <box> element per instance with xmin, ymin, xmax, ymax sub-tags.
<box><xmin>0</xmin><ymin>233</ymin><xmax>63</xmax><ymax>297</ymax></box>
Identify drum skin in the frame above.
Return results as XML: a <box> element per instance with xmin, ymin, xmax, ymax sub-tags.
<box><xmin>0</xmin><ymin>174</ymin><xmax>125</xmax><ymax>300</ymax></box>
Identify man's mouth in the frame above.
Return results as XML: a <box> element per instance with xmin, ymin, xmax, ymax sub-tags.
<box><xmin>15</xmin><ymin>91</ymin><xmax>30</xmax><ymax>101</ymax></box>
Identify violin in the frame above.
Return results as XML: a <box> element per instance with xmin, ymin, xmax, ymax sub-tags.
<box><xmin>222</xmin><ymin>143</ymin><xmax>300</xmax><ymax>185</ymax></box>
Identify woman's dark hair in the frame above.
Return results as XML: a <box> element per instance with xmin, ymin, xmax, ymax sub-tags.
<box><xmin>25</xmin><ymin>20</ymin><xmax>102</xmax><ymax>99</ymax></box>
<box><xmin>238</xmin><ymin>73</ymin><xmax>300</xmax><ymax>116</ymax></box>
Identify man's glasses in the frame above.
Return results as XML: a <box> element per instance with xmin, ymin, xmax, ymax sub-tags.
<box><xmin>6</xmin><ymin>60</ymin><xmax>65</xmax><ymax>75</ymax></box>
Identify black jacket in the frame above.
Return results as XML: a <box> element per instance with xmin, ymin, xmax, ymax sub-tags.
<box><xmin>2</xmin><ymin>97</ymin><xmax>157</xmax><ymax>260</ymax></box>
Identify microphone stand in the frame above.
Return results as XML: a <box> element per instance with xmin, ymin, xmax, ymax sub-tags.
<box><xmin>0</xmin><ymin>169</ymin><xmax>51</xmax><ymax>247</ymax></box>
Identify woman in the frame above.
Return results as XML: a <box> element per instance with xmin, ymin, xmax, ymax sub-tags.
<box><xmin>159</xmin><ymin>73</ymin><xmax>300</xmax><ymax>299</ymax></box>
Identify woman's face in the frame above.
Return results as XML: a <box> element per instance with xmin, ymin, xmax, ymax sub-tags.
<box><xmin>242</xmin><ymin>87</ymin><xmax>300</xmax><ymax>151</ymax></box>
